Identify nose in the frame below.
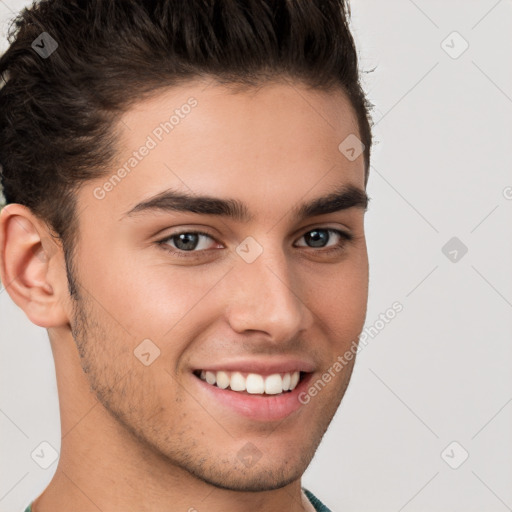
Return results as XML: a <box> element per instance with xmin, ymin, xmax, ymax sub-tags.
<box><xmin>223</xmin><ymin>242</ymin><xmax>314</xmax><ymax>344</ymax></box>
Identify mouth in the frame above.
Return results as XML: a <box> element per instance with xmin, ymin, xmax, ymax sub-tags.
<box><xmin>191</xmin><ymin>367</ymin><xmax>314</xmax><ymax>422</ymax></box>
<box><xmin>193</xmin><ymin>369</ymin><xmax>305</xmax><ymax>396</ymax></box>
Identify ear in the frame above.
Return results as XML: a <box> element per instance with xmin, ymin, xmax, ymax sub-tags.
<box><xmin>0</xmin><ymin>203</ymin><xmax>71</xmax><ymax>328</ymax></box>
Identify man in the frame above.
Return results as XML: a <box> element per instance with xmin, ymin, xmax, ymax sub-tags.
<box><xmin>0</xmin><ymin>0</ymin><xmax>372</xmax><ymax>510</ymax></box>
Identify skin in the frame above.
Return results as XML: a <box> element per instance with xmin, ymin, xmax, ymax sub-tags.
<box><xmin>0</xmin><ymin>78</ymin><xmax>369</xmax><ymax>512</ymax></box>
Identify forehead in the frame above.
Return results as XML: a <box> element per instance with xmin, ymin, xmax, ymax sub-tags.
<box><xmin>80</xmin><ymin>79</ymin><xmax>365</xmax><ymax>223</ymax></box>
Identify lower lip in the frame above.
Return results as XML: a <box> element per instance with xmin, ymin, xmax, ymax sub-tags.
<box><xmin>192</xmin><ymin>373</ymin><xmax>314</xmax><ymax>422</ymax></box>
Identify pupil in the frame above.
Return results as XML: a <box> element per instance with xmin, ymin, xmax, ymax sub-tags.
<box><xmin>175</xmin><ymin>233</ymin><xmax>198</xmax><ymax>251</ymax></box>
<box><xmin>306</xmin><ymin>230</ymin><xmax>328</xmax><ymax>248</ymax></box>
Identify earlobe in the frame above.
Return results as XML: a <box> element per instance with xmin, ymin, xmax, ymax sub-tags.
<box><xmin>0</xmin><ymin>204</ymin><xmax>70</xmax><ymax>328</ymax></box>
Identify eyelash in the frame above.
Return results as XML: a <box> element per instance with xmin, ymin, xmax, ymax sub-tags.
<box><xmin>156</xmin><ymin>228</ymin><xmax>353</xmax><ymax>259</ymax></box>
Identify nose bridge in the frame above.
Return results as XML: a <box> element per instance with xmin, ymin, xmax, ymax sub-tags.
<box><xmin>225</xmin><ymin>239</ymin><xmax>313</xmax><ymax>339</ymax></box>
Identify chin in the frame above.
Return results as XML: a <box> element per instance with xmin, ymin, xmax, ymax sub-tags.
<box><xmin>159</xmin><ymin>431</ymin><xmax>321</xmax><ymax>493</ymax></box>
<box><xmin>183</xmin><ymin>459</ymin><xmax>307</xmax><ymax>493</ymax></box>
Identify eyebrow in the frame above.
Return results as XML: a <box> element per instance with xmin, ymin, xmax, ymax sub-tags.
<box><xmin>122</xmin><ymin>183</ymin><xmax>369</xmax><ymax>222</ymax></box>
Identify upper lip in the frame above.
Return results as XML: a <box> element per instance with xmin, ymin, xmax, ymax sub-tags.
<box><xmin>192</xmin><ymin>357</ymin><xmax>316</xmax><ymax>375</ymax></box>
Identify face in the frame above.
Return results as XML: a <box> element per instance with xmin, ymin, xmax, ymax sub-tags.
<box><xmin>67</xmin><ymin>79</ymin><xmax>369</xmax><ymax>491</ymax></box>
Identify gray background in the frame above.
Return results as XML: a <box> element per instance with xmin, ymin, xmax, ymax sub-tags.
<box><xmin>1</xmin><ymin>0</ymin><xmax>511</xmax><ymax>511</ymax></box>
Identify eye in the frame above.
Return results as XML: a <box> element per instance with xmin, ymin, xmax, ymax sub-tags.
<box><xmin>157</xmin><ymin>230</ymin><xmax>220</xmax><ymax>256</ymax></box>
<box><xmin>295</xmin><ymin>228</ymin><xmax>353</xmax><ymax>252</ymax></box>
<box><xmin>157</xmin><ymin>227</ymin><xmax>353</xmax><ymax>259</ymax></box>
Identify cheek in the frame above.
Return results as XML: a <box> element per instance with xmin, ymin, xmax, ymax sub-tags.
<box><xmin>83</xmin><ymin>245</ymin><xmax>221</xmax><ymax>339</ymax></box>
<box><xmin>316</xmin><ymin>257</ymin><xmax>369</xmax><ymax>342</ymax></box>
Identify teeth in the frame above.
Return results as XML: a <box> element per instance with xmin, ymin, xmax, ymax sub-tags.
<box><xmin>246</xmin><ymin>374</ymin><xmax>265</xmax><ymax>394</ymax></box>
<box><xmin>216</xmin><ymin>371</ymin><xmax>230</xmax><ymax>389</ymax></box>
<box><xmin>265</xmin><ymin>374</ymin><xmax>284</xmax><ymax>395</ymax></box>
<box><xmin>230</xmin><ymin>371</ymin><xmax>246</xmax><ymax>392</ymax></box>
<box><xmin>290</xmin><ymin>371</ymin><xmax>300</xmax><ymax>390</ymax></box>
<box><xmin>282</xmin><ymin>373</ymin><xmax>291</xmax><ymax>391</ymax></box>
<box><xmin>198</xmin><ymin>370</ymin><xmax>302</xmax><ymax>395</ymax></box>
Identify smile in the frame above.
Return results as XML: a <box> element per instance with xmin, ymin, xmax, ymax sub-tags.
<box><xmin>191</xmin><ymin>366</ymin><xmax>313</xmax><ymax>421</ymax></box>
<box><xmin>195</xmin><ymin>370</ymin><xmax>302</xmax><ymax>395</ymax></box>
